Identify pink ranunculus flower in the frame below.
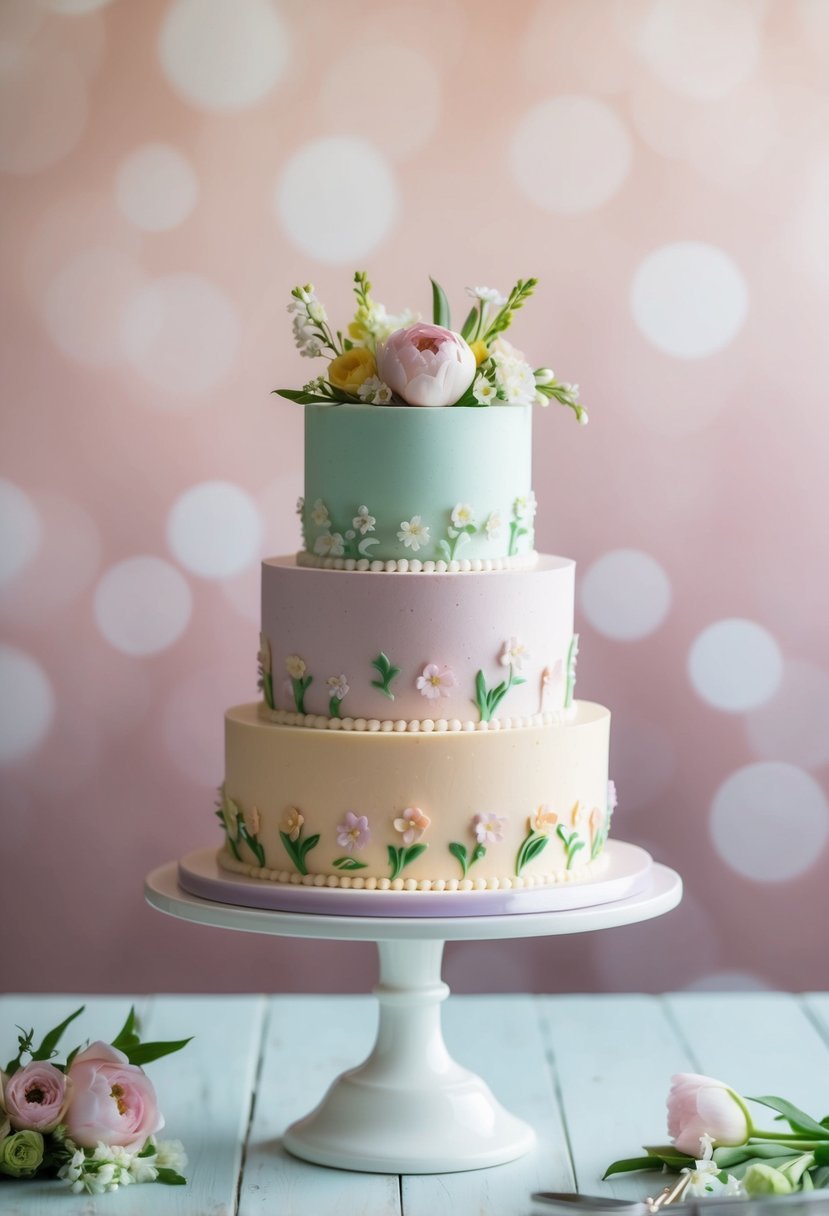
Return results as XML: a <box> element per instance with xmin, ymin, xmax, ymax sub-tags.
<box><xmin>65</xmin><ymin>1042</ymin><xmax>164</xmax><ymax>1151</ymax></box>
<box><xmin>5</xmin><ymin>1061</ymin><xmax>70</xmax><ymax>1133</ymax></box>
<box><xmin>667</xmin><ymin>1073</ymin><xmax>751</xmax><ymax>1156</ymax></box>
<box><xmin>376</xmin><ymin>323</ymin><xmax>476</xmax><ymax>407</ymax></box>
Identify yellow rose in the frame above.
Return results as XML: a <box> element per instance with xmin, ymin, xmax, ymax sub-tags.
<box><xmin>469</xmin><ymin>339</ymin><xmax>489</xmax><ymax>366</ymax></box>
<box><xmin>329</xmin><ymin>347</ymin><xmax>376</xmax><ymax>392</ymax></box>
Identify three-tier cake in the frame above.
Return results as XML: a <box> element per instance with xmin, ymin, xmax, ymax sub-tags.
<box><xmin>214</xmin><ymin>275</ymin><xmax>614</xmax><ymax>895</ymax></box>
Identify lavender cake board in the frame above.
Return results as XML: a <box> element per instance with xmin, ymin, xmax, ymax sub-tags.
<box><xmin>176</xmin><ymin>840</ymin><xmax>652</xmax><ymax>918</ymax></box>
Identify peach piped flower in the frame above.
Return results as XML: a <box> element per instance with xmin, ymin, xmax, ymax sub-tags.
<box><xmin>282</xmin><ymin>807</ymin><xmax>304</xmax><ymax>842</ymax></box>
<box><xmin>393</xmin><ymin>806</ymin><xmax>430</xmax><ymax>845</ymax></box>
<box><xmin>532</xmin><ymin>805</ymin><xmax>558</xmax><ymax>835</ymax></box>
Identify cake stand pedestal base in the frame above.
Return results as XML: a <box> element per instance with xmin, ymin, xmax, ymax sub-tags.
<box><xmin>145</xmin><ymin>849</ymin><xmax>681</xmax><ymax>1174</ymax></box>
<box><xmin>283</xmin><ymin>938</ymin><xmax>534</xmax><ymax>1173</ymax></box>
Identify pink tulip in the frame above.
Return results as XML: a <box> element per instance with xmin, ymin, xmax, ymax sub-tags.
<box><xmin>377</xmin><ymin>323</ymin><xmax>476</xmax><ymax>407</ymax></box>
<box><xmin>667</xmin><ymin>1073</ymin><xmax>750</xmax><ymax>1156</ymax></box>
<box><xmin>4</xmin><ymin>1061</ymin><xmax>70</xmax><ymax>1133</ymax></box>
<box><xmin>65</xmin><ymin>1041</ymin><xmax>164</xmax><ymax>1151</ymax></box>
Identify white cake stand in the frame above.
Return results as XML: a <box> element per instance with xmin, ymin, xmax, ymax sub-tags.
<box><xmin>145</xmin><ymin>843</ymin><xmax>681</xmax><ymax>1175</ymax></box>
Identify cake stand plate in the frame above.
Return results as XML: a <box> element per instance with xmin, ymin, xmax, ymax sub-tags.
<box><xmin>145</xmin><ymin>849</ymin><xmax>681</xmax><ymax>1174</ymax></box>
<box><xmin>177</xmin><ymin>839</ymin><xmax>652</xmax><ymax>917</ymax></box>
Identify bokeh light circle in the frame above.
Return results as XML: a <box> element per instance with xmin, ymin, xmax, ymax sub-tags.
<box><xmin>276</xmin><ymin>137</ymin><xmax>399</xmax><ymax>263</ymax></box>
<box><xmin>0</xmin><ymin>645</ymin><xmax>55</xmax><ymax>765</ymax></box>
<box><xmin>0</xmin><ymin>479</ymin><xmax>40</xmax><ymax>586</ymax></box>
<box><xmin>688</xmin><ymin>619</ymin><xmax>783</xmax><ymax>713</ymax></box>
<box><xmin>94</xmin><ymin>556</ymin><xmax>193</xmax><ymax>656</ymax></box>
<box><xmin>710</xmin><ymin>762</ymin><xmax>829</xmax><ymax>882</ymax></box>
<box><xmin>159</xmin><ymin>0</ymin><xmax>289</xmax><ymax>113</ymax></box>
<box><xmin>581</xmin><ymin>549</ymin><xmax>671</xmax><ymax>641</ymax></box>
<box><xmin>41</xmin><ymin>246</ymin><xmax>146</xmax><ymax>367</ymax></box>
<box><xmin>167</xmin><ymin>481</ymin><xmax>262</xmax><ymax>579</ymax></box>
<box><xmin>631</xmin><ymin>241</ymin><xmax>748</xmax><ymax>358</ymax></box>
<box><xmin>745</xmin><ymin>660</ymin><xmax>829</xmax><ymax>770</ymax></box>
<box><xmin>119</xmin><ymin>272</ymin><xmax>241</xmax><ymax>399</ymax></box>
<box><xmin>115</xmin><ymin>143</ymin><xmax>198</xmax><ymax>232</ymax></box>
<box><xmin>510</xmin><ymin>95</ymin><xmax>633</xmax><ymax>214</ymax></box>
<box><xmin>0</xmin><ymin>43</ymin><xmax>88</xmax><ymax>175</ymax></box>
<box><xmin>637</xmin><ymin>0</ymin><xmax>762</xmax><ymax>101</ymax></box>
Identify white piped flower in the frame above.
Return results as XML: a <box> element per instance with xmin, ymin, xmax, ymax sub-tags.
<box><xmin>450</xmin><ymin>503</ymin><xmax>475</xmax><ymax>528</ymax></box>
<box><xmin>397</xmin><ymin>516</ymin><xmax>430</xmax><ymax>551</ymax></box>
<box><xmin>314</xmin><ymin>531</ymin><xmax>345</xmax><ymax>557</ymax></box>
<box><xmin>352</xmin><ymin>506</ymin><xmax>376</xmax><ymax>535</ymax></box>
<box><xmin>499</xmin><ymin>636</ymin><xmax>530</xmax><ymax>670</ymax></box>
<box><xmin>286</xmin><ymin>655</ymin><xmax>307</xmax><ymax>680</ymax></box>
<box><xmin>326</xmin><ymin>674</ymin><xmax>349</xmax><ymax>700</ymax></box>
<box><xmin>484</xmin><ymin>511</ymin><xmax>502</xmax><ymax>539</ymax></box>
<box><xmin>310</xmin><ymin>498</ymin><xmax>330</xmax><ymax>527</ymax></box>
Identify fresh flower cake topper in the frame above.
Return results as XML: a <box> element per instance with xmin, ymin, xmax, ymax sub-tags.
<box><xmin>604</xmin><ymin>1071</ymin><xmax>829</xmax><ymax>1201</ymax></box>
<box><xmin>275</xmin><ymin>272</ymin><xmax>587</xmax><ymax>422</ymax></box>
<box><xmin>0</xmin><ymin>1005</ymin><xmax>190</xmax><ymax>1195</ymax></box>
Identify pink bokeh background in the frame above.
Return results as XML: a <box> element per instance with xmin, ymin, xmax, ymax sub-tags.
<box><xmin>2</xmin><ymin>0</ymin><xmax>828</xmax><ymax>994</ymax></box>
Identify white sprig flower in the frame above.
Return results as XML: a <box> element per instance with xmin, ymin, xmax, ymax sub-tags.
<box><xmin>155</xmin><ymin>1140</ymin><xmax>189</xmax><ymax>1172</ymax></box>
<box><xmin>465</xmin><ymin>286</ymin><xmax>507</xmax><ymax>305</ymax></box>
<box><xmin>397</xmin><ymin>516</ymin><xmax>431</xmax><ymax>552</ymax></box>
<box><xmin>352</xmin><ymin>506</ymin><xmax>376</xmax><ymax>535</ymax></box>
<box><xmin>473</xmin><ymin>379</ymin><xmax>498</xmax><ymax>405</ymax></box>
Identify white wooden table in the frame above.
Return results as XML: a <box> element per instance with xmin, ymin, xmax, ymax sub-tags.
<box><xmin>2</xmin><ymin>993</ymin><xmax>829</xmax><ymax>1214</ymax></box>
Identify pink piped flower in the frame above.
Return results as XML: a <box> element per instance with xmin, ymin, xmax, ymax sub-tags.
<box><xmin>415</xmin><ymin>663</ymin><xmax>457</xmax><ymax>700</ymax></box>
<box><xmin>336</xmin><ymin>811</ymin><xmax>370</xmax><ymax>851</ymax></box>
<box><xmin>472</xmin><ymin>812</ymin><xmax>506</xmax><ymax>845</ymax></box>
<box><xmin>377</xmin><ymin>323</ymin><xmax>476</xmax><ymax>407</ymax></box>
<box><xmin>4</xmin><ymin>1061</ymin><xmax>70</xmax><ymax>1133</ymax></box>
<box><xmin>65</xmin><ymin>1042</ymin><xmax>164</xmax><ymax>1151</ymax></box>
<box><xmin>393</xmin><ymin>806</ymin><xmax>431</xmax><ymax>845</ymax></box>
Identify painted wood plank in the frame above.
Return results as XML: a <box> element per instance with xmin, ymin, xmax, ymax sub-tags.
<box><xmin>537</xmin><ymin>994</ymin><xmax>695</xmax><ymax>1203</ymax></box>
<box><xmin>804</xmin><ymin>992</ymin><xmax>829</xmax><ymax>1051</ymax></box>
<box><xmin>666</xmin><ymin>993</ymin><xmax>829</xmax><ymax>1121</ymax></box>
<box><xmin>0</xmin><ymin>994</ymin><xmax>264</xmax><ymax>1216</ymax></box>
<box><xmin>400</xmin><ymin>994</ymin><xmax>576</xmax><ymax>1216</ymax></box>
<box><xmin>238</xmin><ymin>995</ymin><xmax>401</xmax><ymax>1216</ymax></box>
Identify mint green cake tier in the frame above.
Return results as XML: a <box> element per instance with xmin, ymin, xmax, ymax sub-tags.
<box><xmin>302</xmin><ymin>403</ymin><xmax>534</xmax><ymax>565</ymax></box>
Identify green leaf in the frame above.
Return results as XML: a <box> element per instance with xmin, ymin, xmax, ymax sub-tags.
<box><xmin>642</xmin><ymin>1144</ymin><xmax>697</xmax><ymax>1169</ymax></box>
<box><xmin>272</xmin><ymin>389</ymin><xmax>332</xmax><ymax>405</ymax></box>
<box><xmin>430</xmin><ymin>277</ymin><xmax>451</xmax><ymax>329</ymax></box>
<box><xmin>449</xmin><ymin>842</ymin><xmax>469</xmax><ymax>877</ymax></box>
<box><xmin>460</xmin><ymin>305</ymin><xmax>478</xmax><ymax>341</ymax></box>
<box><xmin>471</xmin><ymin>843</ymin><xmax>486</xmax><ymax>865</ymax></box>
<box><xmin>813</xmin><ymin>1144</ymin><xmax>829</xmax><ymax>1166</ymax></box>
<box><xmin>602</xmin><ymin>1155</ymin><xmax>665</xmax><ymax>1179</ymax></box>
<box><xmin>125</xmin><ymin>1038</ymin><xmax>193</xmax><ymax>1067</ymax></box>
<box><xmin>280</xmin><ymin>830</ymin><xmax>305</xmax><ymax>874</ymax></box>
<box><xmin>475</xmin><ymin>669</ymin><xmax>488</xmax><ymax>719</ymax></box>
<box><xmin>812</xmin><ymin>1165</ymin><xmax>829</xmax><ymax>1188</ymax></box>
<box><xmin>155</xmin><ymin>1167</ymin><xmax>187</xmax><ymax>1186</ymax></box>
<box><xmin>300</xmin><ymin>833</ymin><xmax>320</xmax><ymax>863</ymax></box>
<box><xmin>26</xmin><ymin>1006</ymin><xmax>86</xmax><ymax>1067</ymax></box>
<box><xmin>748</xmin><ymin>1096</ymin><xmax>829</xmax><ymax>1140</ymax></box>
<box><xmin>333</xmin><ymin>856</ymin><xmax>368</xmax><ymax>871</ymax></box>
<box><xmin>387</xmin><ymin>844</ymin><xmax>403</xmax><ymax>880</ymax></box>
<box><xmin>402</xmin><ymin>844</ymin><xmax>427</xmax><ymax>868</ymax></box>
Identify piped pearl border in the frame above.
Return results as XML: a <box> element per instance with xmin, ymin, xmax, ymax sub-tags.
<box><xmin>219</xmin><ymin>848</ymin><xmax>608</xmax><ymax>892</ymax></box>
<box><xmin>258</xmin><ymin>705</ymin><xmax>578</xmax><ymax>732</ymax></box>
<box><xmin>296</xmin><ymin>551</ymin><xmax>539</xmax><ymax>574</ymax></box>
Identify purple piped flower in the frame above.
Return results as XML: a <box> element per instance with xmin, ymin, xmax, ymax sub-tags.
<box><xmin>336</xmin><ymin>811</ymin><xmax>370</xmax><ymax>852</ymax></box>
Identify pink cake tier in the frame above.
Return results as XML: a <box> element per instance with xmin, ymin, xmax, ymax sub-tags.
<box><xmin>259</xmin><ymin>555</ymin><xmax>577</xmax><ymax>725</ymax></box>
<box><xmin>218</xmin><ymin>701</ymin><xmax>612</xmax><ymax>891</ymax></box>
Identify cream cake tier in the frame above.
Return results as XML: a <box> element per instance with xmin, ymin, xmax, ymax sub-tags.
<box><xmin>217</xmin><ymin>701</ymin><xmax>612</xmax><ymax>890</ymax></box>
<box><xmin>301</xmin><ymin>402</ymin><xmax>536</xmax><ymax>568</ymax></box>
<box><xmin>260</xmin><ymin>555</ymin><xmax>576</xmax><ymax>725</ymax></box>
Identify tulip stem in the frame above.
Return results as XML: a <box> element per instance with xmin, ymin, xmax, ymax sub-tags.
<box><xmin>750</xmin><ymin>1131</ymin><xmax>822</xmax><ymax>1145</ymax></box>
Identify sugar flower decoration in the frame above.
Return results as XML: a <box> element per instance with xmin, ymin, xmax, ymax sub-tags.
<box><xmin>336</xmin><ymin>811</ymin><xmax>370</xmax><ymax>852</ymax></box>
<box><xmin>356</xmin><ymin>376</ymin><xmax>393</xmax><ymax>405</ymax></box>
<box><xmin>450</xmin><ymin>503</ymin><xmax>475</xmax><ymax>528</ymax></box>
<box><xmin>397</xmin><ymin>516</ymin><xmax>430</xmax><ymax>551</ymax></box>
<box><xmin>314</xmin><ymin>531</ymin><xmax>345</xmax><ymax>557</ymax></box>
<box><xmin>393</xmin><ymin>806</ymin><xmax>430</xmax><ymax>845</ymax></box>
<box><xmin>282</xmin><ymin>807</ymin><xmax>304</xmax><ymax>842</ymax></box>
<box><xmin>607</xmin><ymin>779</ymin><xmax>618</xmax><ymax>814</ymax></box>
<box><xmin>310</xmin><ymin>498</ymin><xmax>330</xmax><ymax>527</ymax></box>
<box><xmin>243</xmin><ymin>804</ymin><xmax>261</xmax><ymax>837</ymax></box>
<box><xmin>415</xmin><ymin>663</ymin><xmax>457</xmax><ymax>701</ymax></box>
<box><xmin>285</xmin><ymin>655</ymin><xmax>307</xmax><ymax>680</ymax></box>
<box><xmin>532</xmin><ymin>805</ymin><xmax>558</xmax><ymax>835</ymax></box>
<box><xmin>352</xmin><ymin>506</ymin><xmax>376</xmax><ymax>535</ymax></box>
<box><xmin>484</xmin><ymin>510</ymin><xmax>502</xmax><ymax>539</ymax></box>
<box><xmin>257</xmin><ymin>632</ymin><xmax>271</xmax><ymax>676</ymax></box>
<box><xmin>513</xmin><ymin>492</ymin><xmax>537</xmax><ymax>522</ymax></box>
<box><xmin>326</xmin><ymin>674</ymin><xmax>349</xmax><ymax>700</ymax></box>
<box><xmin>472</xmin><ymin>812</ymin><xmax>506</xmax><ymax>845</ymax></box>
<box><xmin>499</xmin><ymin>636</ymin><xmax>530</xmax><ymax>670</ymax></box>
